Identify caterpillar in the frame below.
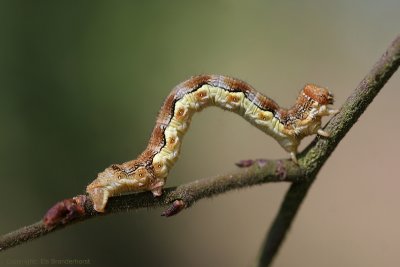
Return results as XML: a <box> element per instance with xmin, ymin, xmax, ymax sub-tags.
<box><xmin>87</xmin><ymin>75</ymin><xmax>338</xmax><ymax>212</ymax></box>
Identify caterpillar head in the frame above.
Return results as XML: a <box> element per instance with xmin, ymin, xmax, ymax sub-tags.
<box><xmin>86</xmin><ymin>163</ymin><xmax>165</xmax><ymax>212</ymax></box>
<box><xmin>303</xmin><ymin>84</ymin><xmax>334</xmax><ymax>105</ymax></box>
<box><xmin>289</xmin><ymin>84</ymin><xmax>338</xmax><ymax>138</ymax></box>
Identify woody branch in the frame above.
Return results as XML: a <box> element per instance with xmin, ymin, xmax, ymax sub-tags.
<box><xmin>258</xmin><ymin>34</ymin><xmax>400</xmax><ymax>267</ymax></box>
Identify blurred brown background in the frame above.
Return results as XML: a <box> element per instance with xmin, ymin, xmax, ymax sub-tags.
<box><xmin>1</xmin><ymin>1</ymin><xmax>399</xmax><ymax>266</ymax></box>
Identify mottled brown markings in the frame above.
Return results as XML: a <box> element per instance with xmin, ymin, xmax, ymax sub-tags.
<box><xmin>257</xmin><ymin>95</ymin><xmax>280</xmax><ymax>114</ymax></box>
<box><xmin>182</xmin><ymin>75</ymin><xmax>212</xmax><ymax>89</ymax></box>
<box><xmin>303</xmin><ymin>84</ymin><xmax>333</xmax><ymax>105</ymax></box>
<box><xmin>156</xmin><ymin>94</ymin><xmax>176</xmax><ymax>128</ymax></box>
<box><xmin>220</xmin><ymin>76</ymin><xmax>281</xmax><ymax>113</ymax></box>
<box><xmin>148</xmin><ymin>124</ymin><xmax>166</xmax><ymax>149</ymax></box>
<box><xmin>87</xmin><ymin>74</ymin><xmax>337</xmax><ymax>212</ymax></box>
<box><xmin>277</xmin><ymin>91</ymin><xmax>315</xmax><ymax>125</ymax></box>
<box><xmin>122</xmin><ymin>147</ymin><xmax>159</xmax><ymax>177</ymax></box>
<box><xmin>222</xmin><ymin>76</ymin><xmax>252</xmax><ymax>93</ymax></box>
<box><xmin>111</xmin><ymin>164</ymin><xmax>121</xmax><ymax>171</ymax></box>
<box><xmin>109</xmin><ymin>164</ymin><xmax>127</xmax><ymax>179</ymax></box>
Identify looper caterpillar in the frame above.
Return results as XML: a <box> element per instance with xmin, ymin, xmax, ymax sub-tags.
<box><xmin>87</xmin><ymin>75</ymin><xmax>338</xmax><ymax>212</ymax></box>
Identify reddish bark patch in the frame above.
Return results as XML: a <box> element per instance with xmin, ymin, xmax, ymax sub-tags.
<box><xmin>43</xmin><ymin>195</ymin><xmax>87</xmax><ymax>228</ymax></box>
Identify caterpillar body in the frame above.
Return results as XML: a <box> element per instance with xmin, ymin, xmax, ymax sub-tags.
<box><xmin>87</xmin><ymin>75</ymin><xmax>338</xmax><ymax>212</ymax></box>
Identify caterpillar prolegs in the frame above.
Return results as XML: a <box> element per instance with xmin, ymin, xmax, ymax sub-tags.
<box><xmin>87</xmin><ymin>75</ymin><xmax>338</xmax><ymax>212</ymax></box>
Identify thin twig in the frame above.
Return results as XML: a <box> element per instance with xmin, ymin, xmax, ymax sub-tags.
<box><xmin>0</xmin><ymin>159</ymin><xmax>300</xmax><ymax>251</ymax></box>
<box><xmin>258</xmin><ymin>35</ymin><xmax>400</xmax><ymax>267</ymax></box>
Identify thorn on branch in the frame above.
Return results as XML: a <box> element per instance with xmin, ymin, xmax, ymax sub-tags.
<box><xmin>235</xmin><ymin>158</ymin><xmax>268</xmax><ymax>168</ymax></box>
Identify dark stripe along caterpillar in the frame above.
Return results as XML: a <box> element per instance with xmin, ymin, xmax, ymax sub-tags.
<box><xmin>87</xmin><ymin>75</ymin><xmax>338</xmax><ymax>212</ymax></box>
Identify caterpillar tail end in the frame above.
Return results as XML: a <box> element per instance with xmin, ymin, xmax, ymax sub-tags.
<box><xmin>86</xmin><ymin>186</ymin><xmax>109</xmax><ymax>213</ymax></box>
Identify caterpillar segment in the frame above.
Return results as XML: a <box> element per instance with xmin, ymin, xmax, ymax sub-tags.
<box><xmin>87</xmin><ymin>75</ymin><xmax>338</xmax><ymax>212</ymax></box>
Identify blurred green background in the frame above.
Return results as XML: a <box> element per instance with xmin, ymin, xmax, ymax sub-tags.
<box><xmin>1</xmin><ymin>1</ymin><xmax>400</xmax><ymax>266</ymax></box>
